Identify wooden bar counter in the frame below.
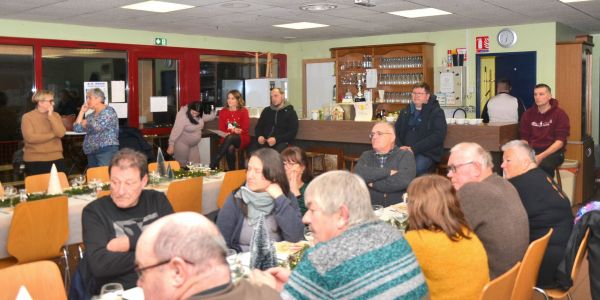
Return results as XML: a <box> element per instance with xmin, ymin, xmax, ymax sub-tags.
<box><xmin>204</xmin><ymin>119</ymin><xmax>518</xmax><ymax>152</ymax></box>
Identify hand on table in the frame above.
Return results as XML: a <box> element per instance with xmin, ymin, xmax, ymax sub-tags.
<box><xmin>107</xmin><ymin>236</ymin><xmax>130</xmax><ymax>252</ymax></box>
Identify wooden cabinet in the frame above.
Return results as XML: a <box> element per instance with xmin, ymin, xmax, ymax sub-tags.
<box><xmin>330</xmin><ymin>42</ymin><xmax>434</xmax><ymax>113</ymax></box>
<box><xmin>556</xmin><ymin>39</ymin><xmax>595</xmax><ymax>204</ymax></box>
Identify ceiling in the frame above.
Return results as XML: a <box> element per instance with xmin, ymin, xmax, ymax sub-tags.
<box><xmin>1</xmin><ymin>0</ymin><xmax>599</xmax><ymax>42</ymax></box>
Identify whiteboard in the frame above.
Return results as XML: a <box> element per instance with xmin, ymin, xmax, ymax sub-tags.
<box><xmin>305</xmin><ymin>62</ymin><xmax>335</xmax><ymax>117</ymax></box>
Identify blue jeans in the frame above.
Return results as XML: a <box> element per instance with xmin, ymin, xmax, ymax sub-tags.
<box><xmin>88</xmin><ymin>145</ymin><xmax>119</xmax><ymax>168</ymax></box>
<box><xmin>415</xmin><ymin>154</ymin><xmax>434</xmax><ymax>176</ymax></box>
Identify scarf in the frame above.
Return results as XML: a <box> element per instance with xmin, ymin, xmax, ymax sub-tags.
<box><xmin>237</xmin><ymin>185</ymin><xmax>274</xmax><ymax>226</ymax></box>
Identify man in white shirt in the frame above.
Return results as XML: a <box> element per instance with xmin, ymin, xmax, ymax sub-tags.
<box><xmin>482</xmin><ymin>79</ymin><xmax>525</xmax><ymax>123</ymax></box>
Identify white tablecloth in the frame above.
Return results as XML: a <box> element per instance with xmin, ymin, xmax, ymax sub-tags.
<box><xmin>0</xmin><ymin>176</ymin><xmax>223</xmax><ymax>259</ymax></box>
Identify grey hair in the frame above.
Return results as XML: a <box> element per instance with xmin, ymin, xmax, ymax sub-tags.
<box><xmin>305</xmin><ymin>170</ymin><xmax>376</xmax><ymax>226</ymax></box>
<box><xmin>501</xmin><ymin>140</ymin><xmax>536</xmax><ymax>163</ymax></box>
<box><xmin>450</xmin><ymin>142</ymin><xmax>493</xmax><ymax>169</ymax></box>
<box><xmin>109</xmin><ymin>148</ymin><xmax>148</xmax><ymax>179</ymax></box>
<box><xmin>87</xmin><ymin>88</ymin><xmax>106</xmax><ymax>103</ymax></box>
<box><xmin>152</xmin><ymin>213</ymin><xmax>228</xmax><ymax>272</ymax></box>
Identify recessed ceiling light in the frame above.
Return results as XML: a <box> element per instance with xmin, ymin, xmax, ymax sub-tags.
<box><xmin>122</xmin><ymin>1</ymin><xmax>194</xmax><ymax>13</ymax></box>
<box><xmin>299</xmin><ymin>3</ymin><xmax>338</xmax><ymax>11</ymax></box>
<box><xmin>221</xmin><ymin>2</ymin><xmax>251</xmax><ymax>8</ymax></box>
<box><xmin>560</xmin><ymin>0</ymin><xmax>592</xmax><ymax>2</ymax></box>
<box><xmin>283</xmin><ymin>36</ymin><xmax>297</xmax><ymax>40</ymax></box>
<box><xmin>273</xmin><ymin>22</ymin><xmax>329</xmax><ymax>30</ymax></box>
<box><xmin>388</xmin><ymin>8</ymin><xmax>452</xmax><ymax>18</ymax></box>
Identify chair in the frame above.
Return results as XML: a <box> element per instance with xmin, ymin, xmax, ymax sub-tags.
<box><xmin>0</xmin><ymin>181</ymin><xmax>3</xmax><ymax>197</ymax></box>
<box><xmin>217</xmin><ymin>170</ymin><xmax>247</xmax><ymax>209</ymax></box>
<box><xmin>148</xmin><ymin>160</ymin><xmax>181</xmax><ymax>172</ymax></box>
<box><xmin>166</xmin><ymin>177</ymin><xmax>203</xmax><ymax>213</ymax></box>
<box><xmin>86</xmin><ymin>166</ymin><xmax>109</xmax><ymax>183</ymax></box>
<box><xmin>96</xmin><ymin>189</ymin><xmax>111</xmax><ymax>198</ymax></box>
<box><xmin>480</xmin><ymin>262</ymin><xmax>521</xmax><ymax>300</ymax></box>
<box><xmin>343</xmin><ymin>155</ymin><xmax>360</xmax><ymax>172</ymax></box>
<box><xmin>0</xmin><ymin>260</ymin><xmax>67</xmax><ymax>300</ymax></box>
<box><xmin>307</xmin><ymin>147</ymin><xmax>344</xmax><ymax>176</ymax></box>
<box><xmin>535</xmin><ymin>229</ymin><xmax>591</xmax><ymax>300</ymax></box>
<box><xmin>25</xmin><ymin>172</ymin><xmax>70</xmax><ymax>193</ymax></box>
<box><xmin>511</xmin><ymin>228</ymin><xmax>554</xmax><ymax>300</ymax></box>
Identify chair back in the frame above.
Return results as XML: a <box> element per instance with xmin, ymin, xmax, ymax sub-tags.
<box><xmin>148</xmin><ymin>161</ymin><xmax>181</xmax><ymax>173</ymax></box>
<box><xmin>25</xmin><ymin>172</ymin><xmax>70</xmax><ymax>194</ymax></box>
<box><xmin>86</xmin><ymin>166</ymin><xmax>110</xmax><ymax>183</ymax></box>
<box><xmin>96</xmin><ymin>190</ymin><xmax>111</xmax><ymax>199</ymax></box>
<box><xmin>0</xmin><ymin>260</ymin><xmax>67</xmax><ymax>300</ymax></box>
<box><xmin>7</xmin><ymin>195</ymin><xmax>69</xmax><ymax>263</ymax></box>
<box><xmin>570</xmin><ymin>228</ymin><xmax>591</xmax><ymax>281</ymax></box>
<box><xmin>0</xmin><ymin>181</ymin><xmax>3</xmax><ymax>197</ymax></box>
<box><xmin>166</xmin><ymin>177</ymin><xmax>203</xmax><ymax>213</ymax></box>
<box><xmin>480</xmin><ymin>262</ymin><xmax>521</xmax><ymax>300</ymax></box>
<box><xmin>217</xmin><ymin>170</ymin><xmax>246</xmax><ymax>208</ymax></box>
<box><xmin>511</xmin><ymin>228</ymin><xmax>553</xmax><ymax>300</ymax></box>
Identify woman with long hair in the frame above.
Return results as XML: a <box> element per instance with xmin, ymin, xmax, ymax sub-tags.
<box><xmin>216</xmin><ymin>148</ymin><xmax>304</xmax><ymax>251</ymax></box>
<box><xmin>210</xmin><ymin>90</ymin><xmax>249</xmax><ymax>170</ymax></box>
<box><xmin>167</xmin><ymin>101</ymin><xmax>216</xmax><ymax>166</ymax></box>
<box><xmin>280</xmin><ymin>146</ymin><xmax>313</xmax><ymax>215</ymax></box>
<box><xmin>404</xmin><ymin>175</ymin><xmax>489</xmax><ymax>299</ymax></box>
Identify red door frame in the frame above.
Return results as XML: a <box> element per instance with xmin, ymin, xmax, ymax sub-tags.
<box><xmin>0</xmin><ymin>36</ymin><xmax>287</xmax><ymax>135</ymax></box>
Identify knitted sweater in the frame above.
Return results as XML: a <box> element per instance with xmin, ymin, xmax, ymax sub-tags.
<box><xmin>283</xmin><ymin>221</ymin><xmax>428</xmax><ymax>300</ymax></box>
<box><xmin>21</xmin><ymin>109</ymin><xmax>66</xmax><ymax>162</ymax></box>
<box><xmin>355</xmin><ymin>146</ymin><xmax>416</xmax><ymax>206</ymax></box>
<box><xmin>458</xmin><ymin>174</ymin><xmax>529</xmax><ymax>279</ymax></box>
<box><xmin>405</xmin><ymin>229</ymin><xmax>489</xmax><ymax>300</ymax></box>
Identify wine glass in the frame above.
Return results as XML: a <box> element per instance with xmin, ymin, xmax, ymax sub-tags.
<box><xmin>3</xmin><ymin>186</ymin><xmax>16</xmax><ymax>208</ymax></box>
<box><xmin>187</xmin><ymin>161</ymin><xmax>194</xmax><ymax>170</ymax></box>
<box><xmin>149</xmin><ymin>171</ymin><xmax>160</xmax><ymax>185</ymax></box>
<box><xmin>99</xmin><ymin>282</ymin><xmax>123</xmax><ymax>299</ymax></box>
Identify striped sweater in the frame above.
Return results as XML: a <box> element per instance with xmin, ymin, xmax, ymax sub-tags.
<box><xmin>282</xmin><ymin>221</ymin><xmax>428</xmax><ymax>300</ymax></box>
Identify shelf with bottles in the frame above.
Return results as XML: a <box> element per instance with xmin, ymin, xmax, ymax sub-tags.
<box><xmin>378</xmin><ymin>56</ymin><xmax>423</xmax><ymax>69</ymax></box>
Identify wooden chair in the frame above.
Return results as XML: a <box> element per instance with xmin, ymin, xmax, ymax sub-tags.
<box><xmin>535</xmin><ymin>229</ymin><xmax>591</xmax><ymax>300</ymax></box>
<box><xmin>24</xmin><ymin>172</ymin><xmax>70</xmax><ymax>194</ymax></box>
<box><xmin>479</xmin><ymin>262</ymin><xmax>521</xmax><ymax>300</ymax></box>
<box><xmin>511</xmin><ymin>228</ymin><xmax>554</xmax><ymax>300</ymax></box>
<box><xmin>0</xmin><ymin>181</ymin><xmax>3</xmax><ymax>197</ymax></box>
<box><xmin>0</xmin><ymin>260</ymin><xmax>67</xmax><ymax>300</ymax></box>
<box><xmin>217</xmin><ymin>170</ymin><xmax>247</xmax><ymax>209</ymax></box>
<box><xmin>307</xmin><ymin>146</ymin><xmax>344</xmax><ymax>175</ymax></box>
<box><xmin>86</xmin><ymin>166</ymin><xmax>109</xmax><ymax>183</ymax></box>
<box><xmin>166</xmin><ymin>177</ymin><xmax>203</xmax><ymax>213</ymax></box>
<box><xmin>148</xmin><ymin>161</ymin><xmax>181</xmax><ymax>172</ymax></box>
<box><xmin>96</xmin><ymin>190</ymin><xmax>111</xmax><ymax>198</ymax></box>
<box><xmin>343</xmin><ymin>155</ymin><xmax>360</xmax><ymax>172</ymax></box>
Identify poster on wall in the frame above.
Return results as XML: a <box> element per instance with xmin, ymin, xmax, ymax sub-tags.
<box><xmin>84</xmin><ymin>81</ymin><xmax>109</xmax><ymax>102</ymax></box>
<box><xmin>475</xmin><ymin>36</ymin><xmax>489</xmax><ymax>53</ymax></box>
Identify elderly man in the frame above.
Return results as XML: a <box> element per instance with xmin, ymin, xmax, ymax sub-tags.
<box><xmin>394</xmin><ymin>82</ymin><xmax>447</xmax><ymax>176</ymax></box>
<box><xmin>501</xmin><ymin>140</ymin><xmax>573</xmax><ymax>287</ymax></box>
<box><xmin>251</xmin><ymin>171</ymin><xmax>428</xmax><ymax>299</ymax></box>
<box><xmin>81</xmin><ymin>148</ymin><xmax>174</xmax><ymax>293</ymax></box>
<box><xmin>355</xmin><ymin>122</ymin><xmax>416</xmax><ymax>206</ymax></box>
<box><xmin>519</xmin><ymin>83</ymin><xmax>570</xmax><ymax>177</ymax></box>
<box><xmin>248</xmin><ymin>87</ymin><xmax>299</xmax><ymax>154</ymax></box>
<box><xmin>447</xmin><ymin>142</ymin><xmax>529</xmax><ymax>279</ymax></box>
<box><xmin>136</xmin><ymin>212</ymin><xmax>281</xmax><ymax>300</ymax></box>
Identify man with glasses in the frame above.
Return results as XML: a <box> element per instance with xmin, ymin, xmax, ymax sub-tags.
<box><xmin>80</xmin><ymin>149</ymin><xmax>174</xmax><ymax>294</ymax></box>
<box><xmin>394</xmin><ymin>82</ymin><xmax>447</xmax><ymax>176</ymax></box>
<box><xmin>355</xmin><ymin>122</ymin><xmax>416</xmax><ymax>206</ymax></box>
<box><xmin>135</xmin><ymin>212</ymin><xmax>280</xmax><ymax>300</ymax></box>
<box><xmin>447</xmin><ymin>142</ymin><xmax>528</xmax><ymax>279</ymax></box>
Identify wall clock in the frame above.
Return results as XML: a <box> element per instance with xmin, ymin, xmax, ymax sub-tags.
<box><xmin>497</xmin><ymin>28</ymin><xmax>517</xmax><ymax>48</ymax></box>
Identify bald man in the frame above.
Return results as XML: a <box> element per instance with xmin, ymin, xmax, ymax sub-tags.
<box><xmin>355</xmin><ymin>122</ymin><xmax>416</xmax><ymax>206</ymax></box>
<box><xmin>135</xmin><ymin>212</ymin><xmax>280</xmax><ymax>300</ymax></box>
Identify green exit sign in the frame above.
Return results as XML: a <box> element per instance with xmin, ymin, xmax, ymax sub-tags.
<box><xmin>154</xmin><ymin>38</ymin><xmax>167</xmax><ymax>46</ymax></box>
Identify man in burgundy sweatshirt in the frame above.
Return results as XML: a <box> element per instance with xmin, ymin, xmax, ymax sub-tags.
<box><xmin>519</xmin><ymin>83</ymin><xmax>570</xmax><ymax>177</ymax></box>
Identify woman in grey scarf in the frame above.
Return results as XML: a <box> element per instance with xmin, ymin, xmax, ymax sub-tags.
<box><xmin>216</xmin><ymin>148</ymin><xmax>304</xmax><ymax>251</ymax></box>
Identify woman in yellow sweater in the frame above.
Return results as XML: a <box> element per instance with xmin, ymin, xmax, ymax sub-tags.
<box><xmin>404</xmin><ymin>175</ymin><xmax>489</xmax><ymax>300</ymax></box>
<box><xmin>21</xmin><ymin>90</ymin><xmax>66</xmax><ymax>176</ymax></box>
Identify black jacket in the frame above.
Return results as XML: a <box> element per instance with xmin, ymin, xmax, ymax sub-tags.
<box><xmin>254</xmin><ymin>103</ymin><xmax>298</xmax><ymax>144</ymax></box>
<box><xmin>555</xmin><ymin>210</ymin><xmax>600</xmax><ymax>298</ymax></box>
<box><xmin>394</xmin><ymin>98</ymin><xmax>447</xmax><ymax>162</ymax></box>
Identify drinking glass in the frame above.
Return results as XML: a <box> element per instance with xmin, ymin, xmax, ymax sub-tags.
<box><xmin>226</xmin><ymin>248</ymin><xmax>238</xmax><ymax>266</ymax></box>
<box><xmin>99</xmin><ymin>282</ymin><xmax>123</xmax><ymax>300</ymax></box>
<box><xmin>75</xmin><ymin>174</ymin><xmax>86</xmax><ymax>187</ymax></box>
<box><xmin>372</xmin><ymin>205</ymin><xmax>384</xmax><ymax>217</ymax></box>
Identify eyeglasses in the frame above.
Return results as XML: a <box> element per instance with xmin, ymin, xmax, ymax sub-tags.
<box><xmin>135</xmin><ymin>258</ymin><xmax>193</xmax><ymax>277</ymax></box>
<box><xmin>283</xmin><ymin>161</ymin><xmax>299</xmax><ymax>167</ymax></box>
<box><xmin>411</xmin><ymin>92</ymin><xmax>428</xmax><ymax>96</ymax></box>
<box><xmin>447</xmin><ymin>161</ymin><xmax>474</xmax><ymax>173</ymax></box>
<box><xmin>368</xmin><ymin>131</ymin><xmax>392</xmax><ymax>139</ymax></box>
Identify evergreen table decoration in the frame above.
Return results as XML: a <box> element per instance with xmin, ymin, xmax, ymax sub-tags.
<box><xmin>250</xmin><ymin>215</ymin><xmax>277</xmax><ymax>271</ymax></box>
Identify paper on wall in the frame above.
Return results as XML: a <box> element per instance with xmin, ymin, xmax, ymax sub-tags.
<box><xmin>84</xmin><ymin>81</ymin><xmax>109</xmax><ymax>102</ymax></box>
<box><xmin>111</xmin><ymin>81</ymin><xmax>126</xmax><ymax>103</ymax></box>
<box><xmin>109</xmin><ymin>103</ymin><xmax>128</xmax><ymax>118</ymax></box>
<box><xmin>354</xmin><ymin>102</ymin><xmax>373</xmax><ymax>122</ymax></box>
<box><xmin>440</xmin><ymin>72</ymin><xmax>454</xmax><ymax>93</ymax></box>
<box><xmin>366</xmin><ymin>69</ymin><xmax>378</xmax><ymax>88</ymax></box>
<box><xmin>150</xmin><ymin>96</ymin><xmax>168</xmax><ymax>112</ymax></box>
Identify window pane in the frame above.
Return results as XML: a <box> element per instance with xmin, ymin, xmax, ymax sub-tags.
<box><xmin>199</xmin><ymin>55</ymin><xmax>279</xmax><ymax>106</ymax></box>
<box><xmin>42</xmin><ymin>47</ymin><xmax>127</xmax><ymax>116</ymax></box>
<box><xmin>0</xmin><ymin>45</ymin><xmax>34</xmax><ymax>142</ymax></box>
<box><xmin>138</xmin><ymin>58</ymin><xmax>179</xmax><ymax>128</ymax></box>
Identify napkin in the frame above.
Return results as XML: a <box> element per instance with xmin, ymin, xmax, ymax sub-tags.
<box><xmin>47</xmin><ymin>163</ymin><xmax>63</xmax><ymax>195</ymax></box>
<box><xmin>16</xmin><ymin>286</ymin><xmax>33</xmax><ymax>300</ymax></box>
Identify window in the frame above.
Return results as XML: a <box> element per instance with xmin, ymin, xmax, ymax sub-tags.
<box><xmin>138</xmin><ymin>58</ymin><xmax>179</xmax><ymax>128</ymax></box>
<box><xmin>0</xmin><ymin>45</ymin><xmax>34</xmax><ymax>141</ymax></box>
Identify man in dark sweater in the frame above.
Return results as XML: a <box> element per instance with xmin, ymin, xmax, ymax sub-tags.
<box><xmin>519</xmin><ymin>83</ymin><xmax>570</xmax><ymax>177</ymax></box>
<box><xmin>82</xmin><ymin>148</ymin><xmax>174</xmax><ymax>293</ymax></box>
<box><xmin>448</xmin><ymin>142</ymin><xmax>529</xmax><ymax>279</ymax></box>
<box><xmin>248</xmin><ymin>88</ymin><xmax>298</xmax><ymax>154</ymax></box>
<box><xmin>355</xmin><ymin>122</ymin><xmax>416</xmax><ymax>206</ymax></box>
<box><xmin>136</xmin><ymin>212</ymin><xmax>281</xmax><ymax>300</ymax></box>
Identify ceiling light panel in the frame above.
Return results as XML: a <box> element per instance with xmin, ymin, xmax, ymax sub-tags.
<box><xmin>122</xmin><ymin>1</ymin><xmax>194</xmax><ymax>13</ymax></box>
<box><xmin>388</xmin><ymin>8</ymin><xmax>452</xmax><ymax>18</ymax></box>
<box><xmin>273</xmin><ymin>22</ymin><xmax>330</xmax><ymax>29</ymax></box>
